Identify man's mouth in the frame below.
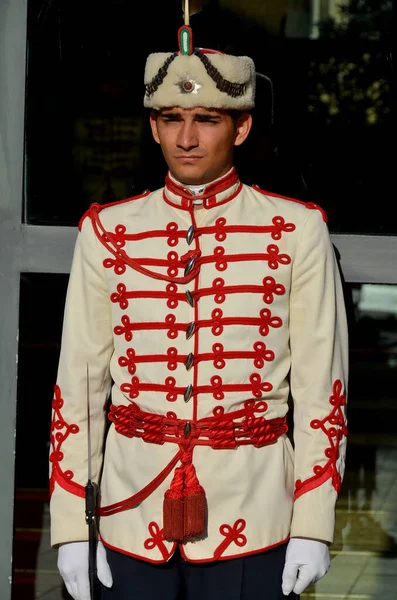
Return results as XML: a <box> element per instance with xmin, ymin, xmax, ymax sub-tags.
<box><xmin>175</xmin><ymin>156</ymin><xmax>203</xmax><ymax>161</ymax></box>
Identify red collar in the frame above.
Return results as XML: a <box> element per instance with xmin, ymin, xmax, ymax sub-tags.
<box><xmin>163</xmin><ymin>168</ymin><xmax>242</xmax><ymax>210</ymax></box>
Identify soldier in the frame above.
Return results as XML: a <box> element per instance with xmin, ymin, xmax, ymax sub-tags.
<box><xmin>50</xmin><ymin>6</ymin><xmax>348</xmax><ymax>600</ymax></box>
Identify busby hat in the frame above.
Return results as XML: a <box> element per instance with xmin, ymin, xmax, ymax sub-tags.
<box><xmin>143</xmin><ymin>1</ymin><xmax>256</xmax><ymax>111</ymax></box>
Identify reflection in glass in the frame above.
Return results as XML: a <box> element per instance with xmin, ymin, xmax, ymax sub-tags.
<box><xmin>12</xmin><ymin>276</ymin><xmax>397</xmax><ymax>598</ymax></box>
<box><xmin>305</xmin><ymin>282</ymin><xmax>397</xmax><ymax>599</ymax></box>
<box><xmin>24</xmin><ymin>1</ymin><xmax>394</xmax><ymax>233</ymax></box>
<box><xmin>12</xmin><ymin>273</ymin><xmax>68</xmax><ymax>599</ymax></box>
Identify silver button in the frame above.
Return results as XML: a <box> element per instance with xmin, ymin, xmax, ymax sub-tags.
<box><xmin>184</xmin><ymin>257</ymin><xmax>196</xmax><ymax>276</ymax></box>
<box><xmin>184</xmin><ymin>422</ymin><xmax>191</xmax><ymax>437</ymax></box>
<box><xmin>185</xmin><ymin>290</ymin><xmax>195</xmax><ymax>307</ymax></box>
<box><xmin>184</xmin><ymin>384</ymin><xmax>193</xmax><ymax>403</ymax></box>
<box><xmin>186</xmin><ymin>225</ymin><xmax>195</xmax><ymax>245</ymax></box>
<box><xmin>186</xmin><ymin>322</ymin><xmax>196</xmax><ymax>339</ymax></box>
<box><xmin>185</xmin><ymin>353</ymin><xmax>194</xmax><ymax>370</ymax></box>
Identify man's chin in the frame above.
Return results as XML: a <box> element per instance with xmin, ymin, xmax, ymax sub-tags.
<box><xmin>172</xmin><ymin>166</ymin><xmax>209</xmax><ymax>186</ymax></box>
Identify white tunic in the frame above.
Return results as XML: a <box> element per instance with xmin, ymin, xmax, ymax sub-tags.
<box><xmin>49</xmin><ymin>168</ymin><xmax>348</xmax><ymax>563</ymax></box>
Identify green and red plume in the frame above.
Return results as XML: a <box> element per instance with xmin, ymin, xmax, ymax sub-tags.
<box><xmin>178</xmin><ymin>0</ymin><xmax>196</xmax><ymax>55</ymax></box>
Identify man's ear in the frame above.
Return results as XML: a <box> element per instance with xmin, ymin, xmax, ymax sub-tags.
<box><xmin>150</xmin><ymin>110</ymin><xmax>161</xmax><ymax>144</ymax></box>
<box><xmin>234</xmin><ymin>113</ymin><xmax>253</xmax><ymax>147</ymax></box>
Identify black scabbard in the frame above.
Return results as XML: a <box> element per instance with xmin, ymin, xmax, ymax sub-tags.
<box><xmin>85</xmin><ymin>480</ymin><xmax>100</xmax><ymax>599</ymax></box>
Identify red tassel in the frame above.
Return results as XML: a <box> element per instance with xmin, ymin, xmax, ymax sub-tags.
<box><xmin>183</xmin><ymin>463</ymin><xmax>206</xmax><ymax>538</ymax></box>
<box><xmin>184</xmin><ymin>490</ymin><xmax>206</xmax><ymax>538</ymax></box>
<box><xmin>163</xmin><ymin>466</ymin><xmax>184</xmax><ymax>540</ymax></box>
<box><xmin>163</xmin><ymin>455</ymin><xmax>207</xmax><ymax>540</ymax></box>
<box><xmin>163</xmin><ymin>495</ymin><xmax>185</xmax><ymax>541</ymax></box>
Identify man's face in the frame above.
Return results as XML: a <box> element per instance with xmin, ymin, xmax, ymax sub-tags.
<box><xmin>150</xmin><ymin>106</ymin><xmax>252</xmax><ymax>185</ymax></box>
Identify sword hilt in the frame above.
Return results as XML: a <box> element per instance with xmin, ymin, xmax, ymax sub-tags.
<box><xmin>85</xmin><ymin>480</ymin><xmax>98</xmax><ymax>526</ymax></box>
<box><xmin>85</xmin><ymin>480</ymin><xmax>99</xmax><ymax>599</ymax></box>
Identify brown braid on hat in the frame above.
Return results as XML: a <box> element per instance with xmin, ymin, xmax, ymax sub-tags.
<box><xmin>145</xmin><ymin>53</ymin><xmax>179</xmax><ymax>99</ymax></box>
<box><xmin>194</xmin><ymin>50</ymin><xmax>247</xmax><ymax>99</ymax></box>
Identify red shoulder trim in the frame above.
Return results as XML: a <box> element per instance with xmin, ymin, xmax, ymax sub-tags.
<box><xmin>78</xmin><ymin>190</ymin><xmax>151</xmax><ymax>231</ymax></box>
<box><xmin>252</xmin><ymin>185</ymin><xmax>328</xmax><ymax>223</ymax></box>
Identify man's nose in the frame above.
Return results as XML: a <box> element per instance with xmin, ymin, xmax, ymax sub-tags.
<box><xmin>176</xmin><ymin>122</ymin><xmax>199</xmax><ymax>151</ymax></box>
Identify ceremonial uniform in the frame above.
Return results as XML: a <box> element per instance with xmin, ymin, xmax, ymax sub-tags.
<box><xmin>50</xmin><ymin>168</ymin><xmax>348</xmax><ymax>563</ymax></box>
<box><xmin>51</xmin><ymin>8</ymin><xmax>348</xmax><ymax>598</ymax></box>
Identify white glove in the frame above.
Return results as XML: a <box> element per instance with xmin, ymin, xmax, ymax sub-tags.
<box><xmin>282</xmin><ymin>538</ymin><xmax>330</xmax><ymax>596</ymax></box>
<box><xmin>58</xmin><ymin>540</ymin><xmax>113</xmax><ymax>600</ymax></box>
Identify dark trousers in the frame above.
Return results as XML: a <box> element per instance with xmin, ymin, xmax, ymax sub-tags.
<box><xmin>101</xmin><ymin>543</ymin><xmax>298</xmax><ymax>600</ymax></box>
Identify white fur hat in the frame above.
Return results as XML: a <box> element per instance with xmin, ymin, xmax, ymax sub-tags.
<box><xmin>143</xmin><ymin>26</ymin><xmax>256</xmax><ymax>111</ymax></box>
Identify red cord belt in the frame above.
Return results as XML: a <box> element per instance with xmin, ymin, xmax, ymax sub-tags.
<box><xmin>98</xmin><ymin>400</ymin><xmax>288</xmax><ymax>542</ymax></box>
